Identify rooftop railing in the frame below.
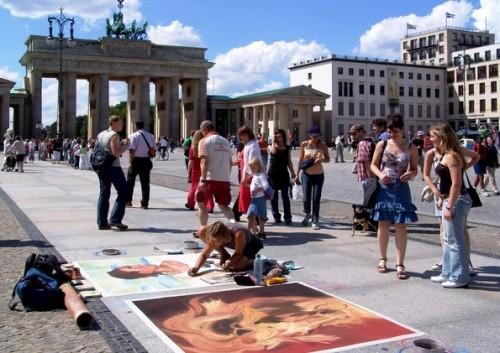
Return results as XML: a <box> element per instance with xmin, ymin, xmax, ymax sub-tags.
<box><xmin>404</xmin><ymin>25</ymin><xmax>490</xmax><ymax>39</ymax></box>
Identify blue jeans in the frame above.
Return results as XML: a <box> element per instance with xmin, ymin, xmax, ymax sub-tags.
<box><xmin>441</xmin><ymin>194</ymin><xmax>472</xmax><ymax>283</ymax></box>
<box><xmin>97</xmin><ymin>166</ymin><xmax>128</xmax><ymax>227</ymax></box>
<box><xmin>301</xmin><ymin>172</ymin><xmax>324</xmax><ymax>222</ymax></box>
<box><xmin>271</xmin><ymin>183</ymin><xmax>291</xmax><ymax>221</ymax></box>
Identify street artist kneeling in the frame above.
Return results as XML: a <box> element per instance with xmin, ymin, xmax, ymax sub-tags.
<box><xmin>188</xmin><ymin>221</ymin><xmax>263</xmax><ymax>276</ymax></box>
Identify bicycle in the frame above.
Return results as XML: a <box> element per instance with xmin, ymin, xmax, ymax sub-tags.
<box><xmin>157</xmin><ymin>147</ymin><xmax>169</xmax><ymax>160</ymax></box>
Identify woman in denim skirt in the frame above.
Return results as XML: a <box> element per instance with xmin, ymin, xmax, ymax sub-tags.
<box><xmin>371</xmin><ymin>115</ymin><xmax>418</xmax><ymax>280</ymax></box>
<box><xmin>425</xmin><ymin>123</ymin><xmax>479</xmax><ymax>288</ymax></box>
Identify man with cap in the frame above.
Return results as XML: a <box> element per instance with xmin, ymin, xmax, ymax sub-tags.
<box><xmin>411</xmin><ymin>130</ymin><xmax>426</xmax><ymax>177</ymax></box>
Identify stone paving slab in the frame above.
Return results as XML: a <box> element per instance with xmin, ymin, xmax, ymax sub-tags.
<box><xmin>1</xmin><ymin>159</ymin><xmax>499</xmax><ymax>352</ymax></box>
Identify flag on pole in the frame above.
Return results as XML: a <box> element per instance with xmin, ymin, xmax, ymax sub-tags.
<box><xmin>446</xmin><ymin>12</ymin><xmax>455</xmax><ymax>18</ymax></box>
<box><xmin>407</xmin><ymin>23</ymin><xmax>417</xmax><ymax>30</ymax></box>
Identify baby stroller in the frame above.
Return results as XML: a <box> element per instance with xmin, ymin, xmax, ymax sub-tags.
<box><xmin>2</xmin><ymin>154</ymin><xmax>16</xmax><ymax>172</ymax></box>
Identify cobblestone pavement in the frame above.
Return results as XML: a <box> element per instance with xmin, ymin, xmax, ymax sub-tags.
<box><xmin>0</xmin><ymin>188</ymin><xmax>146</xmax><ymax>353</ymax></box>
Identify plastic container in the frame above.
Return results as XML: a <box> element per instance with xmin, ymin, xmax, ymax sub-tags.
<box><xmin>253</xmin><ymin>254</ymin><xmax>263</xmax><ymax>285</ymax></box>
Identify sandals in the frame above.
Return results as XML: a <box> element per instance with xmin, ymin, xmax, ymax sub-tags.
<box><xmin>396</xmin><ymin>264</ymin><xmax>409</xmax><ymax>280</ymax></box>
<box><xmin>377</xmin><ymin>258</ymin><xmax>387</xmax><ymax>273</ymax></box>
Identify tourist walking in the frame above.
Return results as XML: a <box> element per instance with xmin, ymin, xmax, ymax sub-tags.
<box><xmin>96</xmin><ymin>115</ymin><xmax>130</xmax><ymax>230</ymax></box>
<box><xmin>425</xmin><ymin>123</ymin><xmax>474</xmax><ymax>288</ymax></box>
<box><xmin>370</xmin><ymin>114</ymin><xmax>418</xmax><ymax>280</ymax></box>
<box><xmin>231</xmin><ymin>142</ymin><xmax>245</xmax><ymax>222</ymax></box>
<box><xmin>126</xmin><ymin>121</ymin><xmax>155</xmax><ymax>209</ymax></box>
<box><xmin>484</xmin><ymin>136</ymin><xmax>499</xmax><ymax>194</ymax></box>
<box><xmin>372</xmin><ymin>118</ymin><xmax>390</xmax><ymax>142</ymax></box>
<box><xmin>186</xmin><ymin>130</ymin><xmax>214</xmax><ymax>211</ymax></box>
<box><xmin>334</xmin><ymin>134</ymin><xmax>345</xmax><ymax>163</ymax></box>
<box><xmin>73</xmin><ymin>138</ymin><xmax>81</xmax><ymax>169</ymax></box>
<box><xmin>349</xmin><ymin>124</ymin><xmax>375</xmax><ymax>203</ymax></box>
<box><xmin>267</xmin><ymin>129</ymin><xmax>295</xmax><ymax>224</ymax></box>
<box><xmin>182</xmin><ymin>131</ymin><xmax>195</xmax><ymax>170</ymax></box>
<box><xmin>295</xmin><ymin>126</ymin><xmax>330</xmax><ymax>230</ymax></box>
<box><xmin>196</xmin><ymin>120</ymin><xmax>234</xmax><ymax>226</ymax></box>
<box><xmin>472</xmin><ymin>136</ymin><xmax>488</xmax><ymax>196</ymax></box>
<box><xmin>237</xmin><ymin>126</ymin><xmax>262</xmax><ymax>219</ymax></box>
<box><xmin>246</xmin><ymin>158</ymin><xmax>270</xmax><ymax>237</ymax></box>
<box><xmin>12</xmin><ymin>136</ymin><xmax>25</xmax><ymax>172</ymax></box>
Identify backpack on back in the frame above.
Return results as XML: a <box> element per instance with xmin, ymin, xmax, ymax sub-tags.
<box><xmin>90</xmin><ymin>142</ymin><xmax>115</xmax><ymax>172</ymax></box>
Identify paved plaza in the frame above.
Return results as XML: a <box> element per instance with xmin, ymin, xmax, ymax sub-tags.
<box><xmin>1</xmin><ymin>152</ymin><xmax>499</xmax><ymax>352</ymax></box>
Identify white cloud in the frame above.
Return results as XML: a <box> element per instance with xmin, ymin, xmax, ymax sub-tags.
<box><xmin>109</xmin><ymin>81</ymin><xmax>127</xmax><ymax>106</ymax></box>
<box><xmin>0</xmin><ymin>66</ymin><xmax>20</xmax><ymax>84</ymax></box>
<box><xmin>472</xmin><ymin>0</ymin><xmax>500</xmax><ymax>38</ymax></box>
<box><xmin>356</xmin><ymin>0</ymin><xmax>473</xmax><ymax>59</ymax></box>
<box><xmin>210</xmin><ymin>40</ymin><xmax>330</xmax><ymax>96</ymax></box>
<box><xmin>42</xmin><ymin>78</ymin><xmax>58</xmax><ymax>126</ymax></box>
<box><xmin>148</xmin><ymin>21</ymin><xmax>204</xmax><ymax>47</ymax></box>
<box><xmin>0</xmin><ymin>0</ymin><xmax>143</xmax><ymax>30</ymax></box>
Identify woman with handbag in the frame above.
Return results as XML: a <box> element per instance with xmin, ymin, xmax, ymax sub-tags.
<box><xmin>267</xmin><ymin>129</ymin><xmax>295</xmax><ymax>225</ymax></box>
<box><xmin>294</xmin><ymin>126</ymin><xmax>330</xmax><ymax>230</ymax></box>
<box><xmin>425</xmin><ymin>123</ymin><xmax>478</xmax><ymax>288</ymax></box>
<box><xmin>370</xmin><ymin>115</ymin><xmax>418</xmax><ymax>280</ymax></box>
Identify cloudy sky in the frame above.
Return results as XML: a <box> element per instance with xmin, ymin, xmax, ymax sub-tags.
<box><xmin>0</xmin><ymin>0</ymin><xmax>498</xmax><ymax>125</ymax></box>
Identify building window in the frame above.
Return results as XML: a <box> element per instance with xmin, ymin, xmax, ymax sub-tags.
<box><xmin>439</xmin><ymin>33</ymin><xmax>444</xmax><ymax>42</ymax></box>
<box><xmin>403</xmin><ymin>53</ymin><xmax>408</xmax><ymax>61</ymax></box>
<box><xmin>417</xmin><ymin>73</ymin><xmax>422</xmax><ymax>80</ymax></box>
<box><xmin>497</xmin><ymin>48</ymin><xmax>500</xmax><ymax>59</ymax></box>
<box><xmin>492</xmin><ymin>98</ymin><xmax>498</xmax><ymax>112</ymax></box>
<box><xmin>409</xmin><ymin>72</ymin><xmax>413</xmax><ymax>79</ymax></box>
<box><xmin>349</xmin><ymin>82</ymin><xmax>353</xmax><ymax>96</ymax></box>
<box><xmin>399</xmin><ymin>72</ymin><xmax>404</xmax><ymax>79</ymax></box>
<box><xmin>426</xmin><ymin>88</ymin><xmax>431</xmax><ymax>98</ymax></box>
<box><xmin>426</xmin><ymin>73</ymin><xmax>431</xmax><ymax>80</ymax></box>
<box><xmin>435</xmin><ymin>88</ymin><xmax>440</xmax><ymax>98</ymax></box>
<box><xmin>468</xmin><ymin>84</ymin><xmax>474</xmax><ymax>95</ymax></box>
<box><xmin>458</xmin><ymin>85</ymin><xmax>464</xmax><ymax>96</ymax></box>
<box><xmin>359</xmin><ymin>83</ymin><xmax>365</xmax><ymax>95</ymax></box>
<box><xmin>439</xmin><ymin>46</ymin><xmax>444</xmax><ymax>54</ymax></box>
<box><xmin>480</xmin><ymin>99</ymin><xmax>486</xmax><ymax>112</ymax></box>
<box><xmin>449</xmin><ymin>102</ymin><xmax>454</xmax><ymax>115</ymax></box>
<box><xmin>435</xmin><ymin>105</ymin><xmax>440</xmax><ymax>118</ymax></box>
<box><xmin>380</xmin><ymin>85</ymin><xmax>385</xmax><ymax>95</ymax></box>
<box><xmin>380</xmin><ymin>103</ymin><xmax>386</xmax><ymax>117</ymax></box>
<box><xmin>399</xmin><ymin>104</ymin><xmax>405</xmax><ymax>117</ymax></box>
<box><xmin>409</xmin><ymin>104</ymin><xmax>414</xmax><ymax>117</ymax></box>
<box><xmin>427</xmin><ymin>104</ymin><xmax>432</xmax><ymax>118</ymax></box>
<box><xmin>417</xmin><ymin>87</ymin><xmax>422</xmax><ymax>97</ymax></box>
<box><xmin>492</xmin><ymin>81</ymin><xmax>497</xmax><ymax>93</ymax></box>
<box><xmin>380</xmin><ymin>70</ymin><xmax>385</xmax><ymax>77</ymax></box>
<box><xmin>447</xmin><ymin>71</ymin><xmax>455</xmax><ymax>83</ymax></box>
<box><xmin>435</xmin><ymin>74</ymin><xmax>440</xmax><ymax>82</ymax></box>
<box><xmin>399</xmin><ymin>86</ymin><xmax>404</xmax><ymax>96</ymax></box>
<box><xmin>474</xmin><ymin>52</ymin><xmax>481</xmax><ymax>62</ymax></box>
<box><xmin>359</xmin><ymin>102</ymin><xmax>365</xmax><ymax>116</ymax></box>
<box><xmin>348</xmin><ymin>68</ymin><xmax>354</xmax><ymax>75</ymax></box>
<box><xmin>338</xmin><ymin>101</ymin><xmax>344</xmax><ymax>116</ymax></box>
<box><xmin>459</xmin><ymin>101</ymin><xmax>464</xmax><ymax>114</ymax></box>
<box><xmin>403</xmin><ymin>41</ymin><xmax>407</xmax><ymax>49</ymax></box>
<box><xmin>369</xmin><ymin>69</ymin><xmax>375</xmax><ymax>77</ymax></box>
<box><xmin>338</xmin><ymin>67</ymin><xmax>343</xmax><ymax>75</ymax></box>
<box><xmin>480</xmin><ymin>82</ymin><xmax>485</xmax><ymax>94</ymax></box>
<box><xmin>292</xmin><ymin>110</ymin><xmax>299</xmax><ymax>118</ymax></box>
<box><xmin>359</xmin><ymin>68</ymin><xmax>364</xmax><ymax>76</ymax></box>
<box><xmin>338</xmin><ymin>82</ymin><xmax>343</xmax><ymax>96</ymax></box>
<box><xmin>370</xmin><ymin>103</ymin><xmax>376</xmax><ymax>117</ymax></box>
<box><xmin>409</xmin><ymin>87</ymin><xmax>414</xmax><ymax>97</ymax></box>
<box><xmin>448</xmin><ymin>86</ymin><xmax>454</xmax><ymax>98</ymax></box>
<box><xmin>369</xmin><ymin>84</ymin><xmax>375</xmax><ymax>95</ymax></box>
<box><xmin>485</xmin><ymin>50</ymin><xmax>491</xmax><ymax>61</ymax></box>
<box><xmin>478</xmin><ymin>66</ymin><xmax>487</xmax><ymax>79</ymax></box>
<box><xmin>349</xmin><ymin>102</ymin><xmax>355</xmax><ymax>116</ymax></box>
<box><xmin>489</xmin><ymin>64</ymin><xmax>498</xmax><ymax>78</ymax></box>
<box><xmin>469</xmin><ymin>100</ymin><xmax>474</xmax><ymax>113</ymax></box>
<box><xmin>308</xmin><ymin>72</ymin><xmax>312</xmax><ymax>80</ymax></box>
<box><xmin>418</xmin><ymin>104</ymin><xmax>423</xmax><ymax>118</ymax></box>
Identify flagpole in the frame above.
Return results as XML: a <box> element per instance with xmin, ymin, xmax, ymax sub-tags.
<box><xmin>445</xmin><ymin>15</ymin><xmax>447</xmax><ymax>28</ymax></box>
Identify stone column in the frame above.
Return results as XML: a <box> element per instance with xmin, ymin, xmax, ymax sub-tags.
<box><xmin>251</xmin><ymin>107</ymin><xmax>258</xmax><ymax>134</ymax></box>
<box><xmin>319</xmin><ymin>105</ymin><xmax>326</xmax><ymax>137</ymax></box>
<box><xmin>127</xmin><ymin>77</ymin><xmax>140</xmax><ymax>137</ymax></box>
<box><xmin>27</xmin><ymin>71</ymin><xmax>42</xmax><ymax>138</ymax></box>
<box><xmin>198</xmin><ymin>76</ymin><xmax>208</xmax><ymax>124</ymax></box>
<box><xmin>62</xmin><ymin>72</ymin><xmax>77</xmax><ymax>138</ymax></box>
<box><xmin>273</xmin><ymin>104</ymin><xmax>279</xmax><ymax>131</ymax></box>
<box><xmin>299</xmin><ymin>105</ymin><xmax>308</xmax><ymax>141</ymax></box>
<box><xmin>169</xmin><ymin>76</ymin><xmax>180</xmax><ymax>141</ymax></box>
<box><xmin>262</xmin><ymin>105</ymin><xmax>269</xmax><ymax>136</ymax></box>
<box><xmin>154</xmin><ymin>78</ymin><xmax>169</xmax><ymax>139</ymax></box>
<box><xmin>87</xmin><ymin>74</ymin><xmax>109</xmax><ymax>139</ymax></box>
<box><xmin>0</xmin><ymin>94</ymin><xmax>9</xmax><ymax>138</ymax></box>
<box><xmin>279</xmin><ymin>103</ymin><xmax>290</xmax><ymax>133</ymax></box>
<box><xmin>140</xmin><ymin>76</ymin><xmax>151</xmax><ymax>131</ymax></box>
<box><xmin>243</xmin><ymin>107</ymin><xmax>250</xmax><ymax>126</ymax></box>
<box><xmin>181</xmin><ymin>79</ymin><xmax>200</xmax><ymax>139</ymax></box>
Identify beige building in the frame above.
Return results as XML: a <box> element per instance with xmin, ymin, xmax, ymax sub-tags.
<box><xmin>0</xmin><ymin>78</ymin><xmax>15</xmax><ymax>139</ymax></box>
<box><xmin>208</xmin><ymin>86</ymin><xmax>329</xmax><ymax>141</ymax></box>
<box><xmin>401</xmin><ymin>26</ymin><xmax>494</xmax><ymax>66</ymax></box>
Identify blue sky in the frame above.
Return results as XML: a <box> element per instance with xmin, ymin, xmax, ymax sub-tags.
<box><xmin>0</xmin><ymin>0</ymin><xmax>497</xmax><ymax>125</ymax></box>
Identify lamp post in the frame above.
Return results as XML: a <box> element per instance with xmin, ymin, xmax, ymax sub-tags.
<box><xmin>457</xmin><ymin>50</ymin><xmax>472</xmax><ymax>133</ymax></box>
<box><xmin>47</xmin><ymin>7</ymin><xmax>75</xmax><ymax>143</ymax></box>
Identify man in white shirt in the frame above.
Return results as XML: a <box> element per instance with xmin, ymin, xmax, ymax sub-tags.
<box><xmin>196</xmin><ymin>120</ymin><xmax>234</xmax><ymax>226</ymax></box>
<box><xmin>126</xmin><ymin>120</ymin><xmax>156</xmax><ymax>209</ymax></box>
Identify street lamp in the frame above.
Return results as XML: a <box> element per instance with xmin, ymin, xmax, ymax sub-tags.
<box><xmin>47</xmin><ymin>7</ymin><xmax>75</xmax><ymax>143</ymax></box>
<box><xmin>456</xmin><ymin>50</ymin><xmax>472</xmax><ymax>133</ymax></box>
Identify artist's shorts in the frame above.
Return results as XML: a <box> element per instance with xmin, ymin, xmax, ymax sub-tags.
<box><xmin>243</xmin><ymin>234</ymin><xmax>263</xmax><ymax>259</ymax></box>
<box><xmin>196</xmin><ymin>180</ymin><xmax>231</xmax><ymax>206</ymax></box>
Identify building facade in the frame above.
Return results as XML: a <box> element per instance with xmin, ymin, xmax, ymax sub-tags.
<box><xmin>447</xmin><ymin>43</ymin><xmax>500</xmax><ymax>129</ymax></box>
<box><xmin>290</xmin><ymin>55</ymin><xmax>446</xmax><ymax>138</ymax></box>
<box><xmin>401</xmin><ymin>26</ymin><xmax>494</xmax><ymax>66</ymax></box>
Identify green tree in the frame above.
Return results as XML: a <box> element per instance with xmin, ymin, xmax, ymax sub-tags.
<box><xmin>75</xmin><ymin>115</ymin><xmax>88</xmax><ymax>138</ymax></box>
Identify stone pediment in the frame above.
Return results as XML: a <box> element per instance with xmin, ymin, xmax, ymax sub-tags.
<box><xmin>0</xmin><ymin>77</ymin><xmax>16</xmax><ymax>86</ymax></box>
<box><xmin>276</xmin><ymin>85</ymin><xmax>330</xmax><ymax>98</ymax></box>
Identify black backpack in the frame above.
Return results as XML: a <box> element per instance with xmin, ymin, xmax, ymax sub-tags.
<box><xmin>90</xmin><ymin>142</ymin><xmax>116</xmax><ymax>172</ymax></box>
<box><xmin>9</xmin><ymin>254</ymin><xmax>69</xmax><ymax>311</ymax></box>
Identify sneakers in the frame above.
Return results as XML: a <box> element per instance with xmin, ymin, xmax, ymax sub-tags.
<box><xmin>431</xmin><ymin>263</ymin><xmax>442</xmax><ymax>271</ymax></box>
<box><xmin>430</xmin><ymin>275</ymin><xmax>448</xmax><ymax>283</ymax></box>
<box><xmin>125</xmin><ymin>202</ymin><xmax>133</xmax><ymax>208</ymax></box>
<box><xmin>301</xmin><ymin>215</ymin><xmax>311</xmax><ymax>226</ymax></box>
<box><xmin>479</xmin><ymin>189</ymin><xmax>489</xmax><ymax>197</ymax></box>
<box><xmin>312</xmin><ymin>223</ymin><xmax>320</xmax><ymax>230</ymax></box>
<box><xmin>110</xmin><ymin>223</ymin><xmax>128</xmax><ymax>231</ymax></box>
<box><xmin>442</xmin><ymin>280</ymin><xmax>469</xmax><ymax>288</ymax></box>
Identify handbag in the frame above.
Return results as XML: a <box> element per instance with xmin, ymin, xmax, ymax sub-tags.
<box><xmin>139</xmin><ymin>132</ymin><xmax>156</xmax><ymax>158</ymax></box>
<box><xmin>300</xmin><ymin>159</ymin><xmax>315</xmax><ymax>171</ymax></box>
<box><xmin>464</xmin><ymin>172</ymin><xmax>482</xmax><ymax>208</ymax></box>
<box><xmin>363</xmin><ymin>140</ymin><xmax>387</xmax><ymax>208</ymax></box>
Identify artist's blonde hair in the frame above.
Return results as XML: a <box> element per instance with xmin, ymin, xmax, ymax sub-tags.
<box><xmin>248</xmin><ymin>157</ymin><xmax>265</xmax><ymax>173</ymax></box>
<box><xmin>205</xmin><ymin>221</ymin><xmax>231</xmax><ymax>245</ymax></box>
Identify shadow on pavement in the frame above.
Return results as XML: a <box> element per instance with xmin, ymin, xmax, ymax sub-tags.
<box><xmin>469</xmin><ymin>266</ymin><xmax>500</xmax><ymax>292</ymax></box>
<box><xmin>128</xmin><ymin>227</ymin><xmax>196</xmax><ymax>234</ymax></box>
<box><xmin>263</xmin><ymin>231</ymin><xmax>335</xmax><ymax>246</ymax></box>
<box><xmin>0</xmin><ymin>239</ymin><xmax>53</xmax><ymax>248</ymax></box>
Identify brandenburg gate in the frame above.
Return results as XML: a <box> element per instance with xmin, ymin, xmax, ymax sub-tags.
<box><xmin>19</xmin><ymin>34</ymin><xmax>212</xmax><ymax>140</ymax></box>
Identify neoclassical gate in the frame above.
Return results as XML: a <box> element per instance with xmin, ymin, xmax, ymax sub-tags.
<box><xmin>19</xmin><ymin>35</ymin><xmax>212</xmax><ymax>139</ymax></box>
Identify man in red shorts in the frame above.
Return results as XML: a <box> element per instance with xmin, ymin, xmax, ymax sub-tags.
<box><xmin>196</xmin><ymin>120</ymin><xmax>235</xmax><ymax>226</ymax></box>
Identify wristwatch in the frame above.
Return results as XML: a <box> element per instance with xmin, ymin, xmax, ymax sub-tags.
<box><xmin>445</xmin><ymin>206</ymin><xmax>455</xmax><ymax>212</ymax></box>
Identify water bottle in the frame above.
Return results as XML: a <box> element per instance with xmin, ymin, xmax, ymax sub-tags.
<box><xmin>253</xmin><ymin>254</ymin><xmax>263</xmax><ymax>285</ymax></box>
